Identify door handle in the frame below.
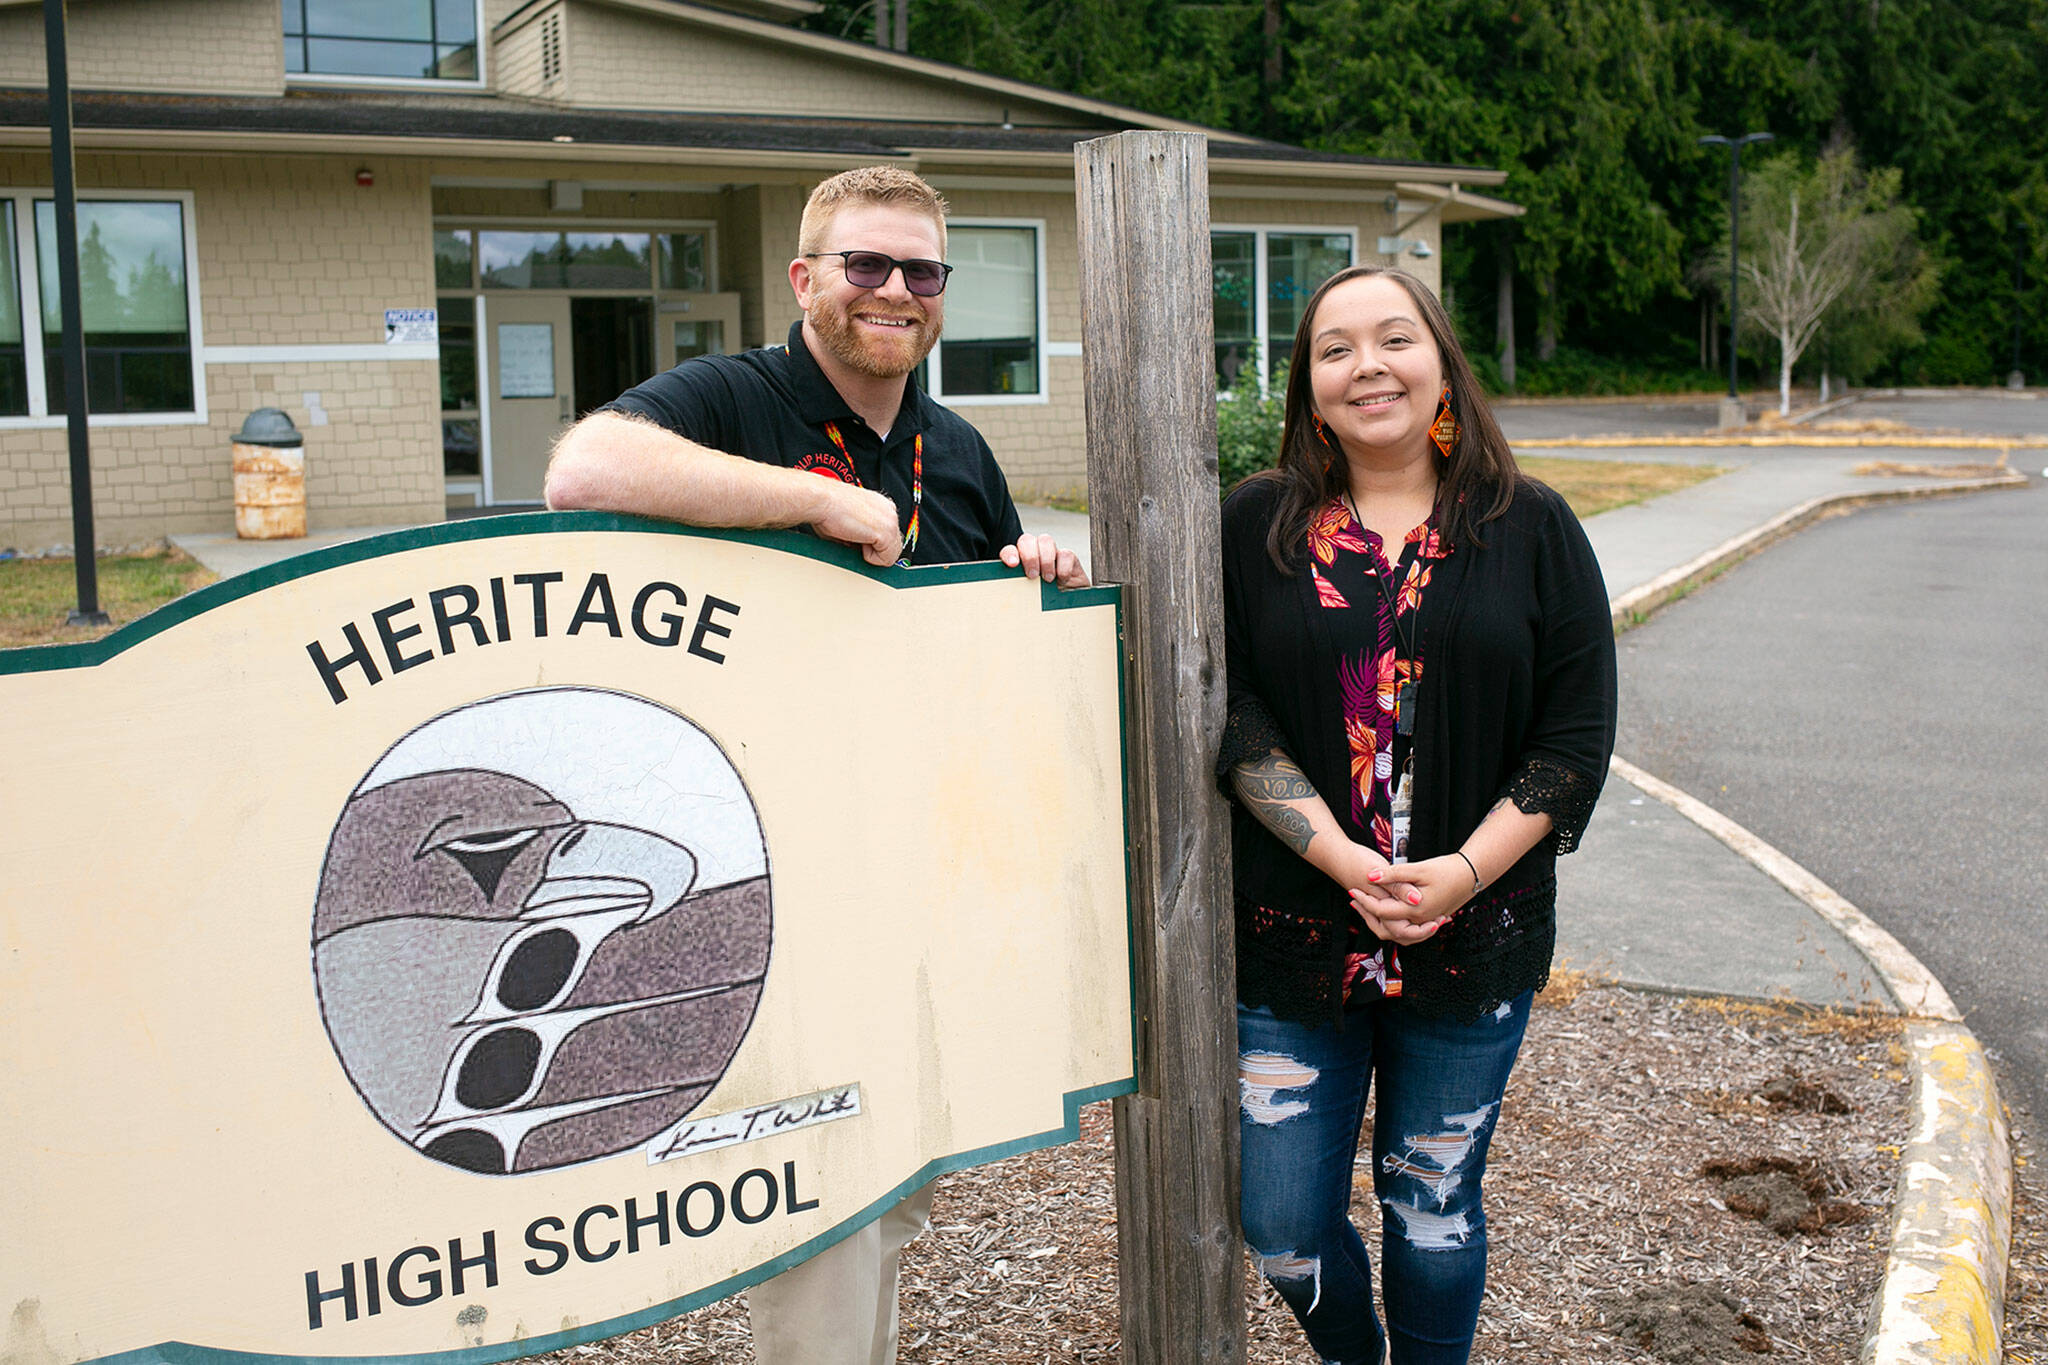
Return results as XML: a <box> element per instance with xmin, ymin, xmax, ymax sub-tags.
<box><xmin>559</xmin><ymin>396</ymin><xmax>573</xmax><ymax>422</ymax></box>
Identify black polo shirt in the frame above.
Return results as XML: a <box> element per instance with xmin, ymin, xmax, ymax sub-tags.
<box><xmin>605</xmin><ymin>322</ymin><xmax>1024</xmax><ymax>567</ymax></box>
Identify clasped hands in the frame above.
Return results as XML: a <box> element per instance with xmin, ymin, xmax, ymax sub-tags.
<box><xmin>1329</xmin><ymin>841</ymin><xmax>1479</xmax><ymax>945</ymax></box>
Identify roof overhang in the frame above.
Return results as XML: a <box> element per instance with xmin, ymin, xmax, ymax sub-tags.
<box><xmin>1394</xmin><ymin>180</ymin><xmax>1524</xmax><ymax>222</ymax></box>
<box><xmin>0</xmin><ymin>91</ymin><xmax>1518</xmax><ymax>207</ymax></box>
<box><xmin>499</xmin><ymin>0</ymin><xmax>1254</xmax><ymax>141</ymax></box>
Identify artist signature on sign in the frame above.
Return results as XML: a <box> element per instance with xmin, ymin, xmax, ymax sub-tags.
<box><xmin>647</xmin><ymin>1084</ymin><xmax>861</xmax><ymax>1165</ymax></box>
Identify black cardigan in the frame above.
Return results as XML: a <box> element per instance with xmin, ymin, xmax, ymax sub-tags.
<box><xmin>1218</xmin><ymin>475</ymin><xmax>1618</xmax><ymax>1024</ymax></box>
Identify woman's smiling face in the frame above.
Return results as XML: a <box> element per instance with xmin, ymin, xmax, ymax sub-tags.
<box><xmin>1307</xmin><ymin>273</ymin><xmax>1446</xmax><ymax>464</ymax></box>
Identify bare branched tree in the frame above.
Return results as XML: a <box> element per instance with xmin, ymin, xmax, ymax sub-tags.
<box><xmin>1734</xmin><ymin>146</ymin><xmax>1931</xmax><ymax>414</ymax></box>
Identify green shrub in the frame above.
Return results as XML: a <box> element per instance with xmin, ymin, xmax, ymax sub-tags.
<box><xmin>1510</xmin><ymin>346</ymin><xmax>1719</xmax><ymax>397</ymax></box>
<box><xmin>1216</xmin><ymin>366</ymin><xmax>1287</xmax><ymax>492</ymax></box>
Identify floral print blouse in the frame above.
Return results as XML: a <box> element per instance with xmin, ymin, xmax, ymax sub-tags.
<box><xmin>1303</xmin><ymin>496</ymin><xmax>1453</xmax><ymax>1005</ymax></box>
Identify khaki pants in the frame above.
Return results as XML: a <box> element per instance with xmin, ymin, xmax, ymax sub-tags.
<box><xmin>747</xmin><ymin>1180</ymin><xmax>937</xmax><ymax>1365</ymax></box>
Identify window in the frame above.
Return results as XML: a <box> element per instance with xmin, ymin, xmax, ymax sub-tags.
<box><xmin>0</xmin><ymin>209</ymin><xmax>25</xmax><ymax>416</ymax></box>
<box><xmin>1211</xmin><ymin>227</ymin><xmax>1356</xmax><ymax>389</ymax></box>
<box><xmin>29</xmin><ymin>197</ymin><xmax>198</xmax><ymax>416</ymax></box>
<box><xmin>450</xmin><ymin>227</ymin><xmax>711</xmax><ymax>294</ymax></box>
<box><xmin>439</xmin><ymin>294</ymin><xmax>479</xmax><ymax>478</ymax></box>
<box><xmin>658</xmin><ymin>234</ymin><xmax>706</xmax><ymax>292</ymax></box>
<box><xmin>284</xmin><ymin>0</ymin><xmax>481</xmax><ymax>83</ymax></box>
<box><xmin>434</xmin><ymin>227</ymin><xmax>473</xmax><ymax>290</ymax></box>
<box><xmin>930</xmin><ymin>223</ymin><xmax>1043</xmax><ymax>401</ymax></box>
<box><xmin>478</xmin><ymin>231</ymin><xmax>655</xmax><ymax>291</ymax></box>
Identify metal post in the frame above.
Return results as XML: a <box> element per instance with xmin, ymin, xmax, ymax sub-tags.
<box><xmin>1700</xmin><ymin>131</ymin><xmax>1772</xmax><ymax>428</ymax></box>
<box><xmin>1726</xmin><ymin>144</ymin><xmax>1741</xmax><ymax>400</ymax></box>
<box><xmin>43</xmin><ymin>0</ymin><xmax>107</xmax><ymax>625</ymax></box>
<box><xmin>1074</xmin><ymin>131</ymin><xmax>1243</xmax><ymax>1365</ymax></box>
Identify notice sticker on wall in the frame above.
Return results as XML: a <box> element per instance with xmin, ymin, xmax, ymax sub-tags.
<box><xmin>385</xmin><ymin>307</ymin><xmax>438</xmax><ymax>345</ymax></box>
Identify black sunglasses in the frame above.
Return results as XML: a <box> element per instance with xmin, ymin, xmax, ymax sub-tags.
<box><xmin>805</xmin><ymin>250</ymin><xmax>953</xmax><ymax>297</ymax></box>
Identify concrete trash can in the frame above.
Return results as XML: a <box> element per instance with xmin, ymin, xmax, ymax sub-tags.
<box><xmin>233</xmin><ymin>407</ymin><xmax>306</xmax><ymax>539</ymax></box>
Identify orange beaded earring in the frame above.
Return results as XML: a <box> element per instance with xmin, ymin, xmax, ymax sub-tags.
<box><xmin>1311</xmin><ymin>412</ymin><xmax>1337</xmax><ymax>468</ymax></box>
<box><xmin>1429</xmin><ymin>385</ymin><xmax>1461</xmax><ymax>460</ymax></box>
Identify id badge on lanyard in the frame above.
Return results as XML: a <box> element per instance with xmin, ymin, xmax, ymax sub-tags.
<box><xmin>1390</xmin><ymin>755</ymin><xmax>1414</xmax><ymax>865</ymax></box>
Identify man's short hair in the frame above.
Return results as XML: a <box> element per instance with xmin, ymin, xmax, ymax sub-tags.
<box><xmin>797</xmin><ymin>166</ymin><xmax>949</xmax><ymax>257</ymax></box>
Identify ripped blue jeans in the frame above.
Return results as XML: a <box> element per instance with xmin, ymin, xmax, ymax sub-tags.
<box><xmin>1238</xmin><ymin>993</ymin><xmax>1531</xmax><ymax>1365</ymax></box>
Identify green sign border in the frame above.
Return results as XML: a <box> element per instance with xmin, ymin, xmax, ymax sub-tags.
<box><xmin>0</xmin><ymin>513</ymin><xmax>1139</xmax><ymax>1365</ymax></box>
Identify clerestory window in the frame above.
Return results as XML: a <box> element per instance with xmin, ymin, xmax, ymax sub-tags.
<box><xmin>284</xmin><ymin>0</ymin><xmax>483</xmax><ymax>85</ymax></box>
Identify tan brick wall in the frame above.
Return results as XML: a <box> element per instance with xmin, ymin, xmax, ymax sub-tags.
<box><xmin>0</xmin><ymin>149</ymin><xmax>442</xmax><ymax>552</ymax></box>
<box><xmin>3</xmin><ymin>359</ymin><xmax>442</xmax><ymax>551</ymax></box>
<box><xmin>0</xmin><ymin>0</ymin><xmax>282</xmax><ymax>96</ymax></box>
<box><xmin>430</xmin><ymin>184</ymin><xmax>725</xmax><ymax>227</ymax></box>
<box><xmin>754</xmin><ymin>183</ymin><xmax>805</xmax><ymax>347</ymax></box>
<box><xmin>561</xmin><ymin>2</ymin><xmax>1076</xmax><ymax>123</ymax></box>
<box><xmin>492</xmin><ymin>0</ymin><xmax>558</xmax><ymax>100</ymax></box>
<box><xmin>719</xmin><ymin>185</ymin><xmax>767</xmax><ymax>348</ymax></box>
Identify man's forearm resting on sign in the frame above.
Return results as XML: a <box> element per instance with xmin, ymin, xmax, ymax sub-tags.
<box><xmin>545</xmin><ymin>411</ymin><xmax>902</xmax><ymax>563</ymax></box>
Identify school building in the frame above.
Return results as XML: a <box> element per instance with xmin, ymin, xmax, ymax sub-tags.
<box><xmin>0</xmin><ymin>0</ymin><xmax>1518</xmax><ymax>552</ymax></box>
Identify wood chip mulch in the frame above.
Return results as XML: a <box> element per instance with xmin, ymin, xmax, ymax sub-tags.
<box><xmin>539</xmin><ymin>976</ymin><xmax>2048</xmax><ymax>1364</ymax></box>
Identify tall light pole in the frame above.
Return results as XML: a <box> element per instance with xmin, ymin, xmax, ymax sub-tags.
<box><xmin>44</xmin><ymin>0</ymin><xmax>108</xmax><ymax>624</ymax></box>
<box><xmin>1700</xmin><ymin>130</ymin><xmax>1773</xmax><ymax>428</ymax></box>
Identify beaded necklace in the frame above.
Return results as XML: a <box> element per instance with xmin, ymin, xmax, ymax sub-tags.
<box><xmin>822</xmin><ymin>420</ymin><xmax>922</xmax><ymax>567</ymax></box>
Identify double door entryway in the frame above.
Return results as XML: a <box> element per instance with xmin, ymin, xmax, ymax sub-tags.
<box><xmin>433</xmin><ymin>222</ymin><xmax>741</xmax><ymax>508</ymax></box>
<box><xmin>477</xmin><ymin>292</ymin><xmax>741</xmax><ymax>505</ymax></box>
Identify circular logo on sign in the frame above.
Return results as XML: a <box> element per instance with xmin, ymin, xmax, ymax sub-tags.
<box><xmin>312</xmin><ymin>687</ymin><xmax>771</xmax><ymax>1175</ymax></box>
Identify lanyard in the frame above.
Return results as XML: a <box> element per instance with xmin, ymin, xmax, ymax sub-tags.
<box><xmin>1344</xmin><ymin>490</ymin><xmax>1422</xmax><ymax>735</ymax></box>
<box><xmin>823</xmin><ymin>421</ymin><xmax>922</xmax><ymax>567</ymax></box>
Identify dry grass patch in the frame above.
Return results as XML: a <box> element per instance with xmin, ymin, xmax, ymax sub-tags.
<box><xmin>0</xmin><ymin>545</ymin><xmax>216</xmax><ymax>649</ymax></box>
<box><xmin>1520</xmin><ymin>456</ymin><xmax>1725</xmax><ymax>519</ymax></box>
<box><xmin>1853</xmin><ymin>452</ymin><xmax>2013</xmax><ymax>478</ymax></box>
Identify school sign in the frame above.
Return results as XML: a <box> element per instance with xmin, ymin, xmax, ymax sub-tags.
<box><xmin>0</xmin><ymin>516</ymin><xmax>1133</xmax><ymax>1364</ymax></box>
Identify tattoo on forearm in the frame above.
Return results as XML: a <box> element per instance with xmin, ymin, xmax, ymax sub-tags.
<box><xmin>1232</xmin><ymin>752</ymin><xmax>1318</xmax><ymax>855</ymax></box>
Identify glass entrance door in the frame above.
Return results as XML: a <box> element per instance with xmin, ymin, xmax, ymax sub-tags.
<box><xmin>483</xmin><ymin>293</ymin><xmax>572</xmax><ymax>505</ymax></box>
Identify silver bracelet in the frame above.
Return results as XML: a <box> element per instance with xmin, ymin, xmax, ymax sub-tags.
<box><xmin>1454</xmin><ymin>849</ymin><xmax>1484</xmax><ymax>894</ymax></box>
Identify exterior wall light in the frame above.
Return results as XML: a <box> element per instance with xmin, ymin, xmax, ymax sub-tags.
<box><xmin>1377</xmin><ymin>236</ymin><xmax>1432</xmax><ymax>259</ymax></box>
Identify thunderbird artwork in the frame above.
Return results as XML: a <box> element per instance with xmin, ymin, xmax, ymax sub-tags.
<box><xmin>311</xmin><ymin>687</ymin><xmax>771</xmax><ymax>1176</ymax></box>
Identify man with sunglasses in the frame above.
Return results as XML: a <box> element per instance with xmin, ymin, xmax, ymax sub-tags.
<box><xmin>546</xmin><ymin>165</ymin><xmax>1086</xmax><ymax>588</ymax></box>
<box><xmin>545</xmin><ymin>166</ymin><xmax>1084</xmax><ymax>1365</ymax></box>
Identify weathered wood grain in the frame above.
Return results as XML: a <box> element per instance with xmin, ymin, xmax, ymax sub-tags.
<box><xmin>1075</xmin><ymin>131</ymin><xmax>1244</xmax><ymax>1365</ymax></box>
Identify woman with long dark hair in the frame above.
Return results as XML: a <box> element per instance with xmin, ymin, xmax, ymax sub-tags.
<box><xmin>1220</xmin><ymin>266</ymin><xmax>1616</xmax><ymax>1363</ymax></box>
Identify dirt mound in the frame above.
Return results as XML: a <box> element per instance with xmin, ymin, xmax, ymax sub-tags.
<box><xmin>1593</xmin><ymin>1283</ymin><xmax>1773</xmax><ymax>1361</ymax></box>
<box><xmin>1702</xmin><ymin>1156</ymin><xmax>1870</xmax><ymax>1236</ymax></box>
<box><xmin>1758</xmin><ymin>1073</ymin><xmax>1856</xmax><ymax>1114</ymax></box>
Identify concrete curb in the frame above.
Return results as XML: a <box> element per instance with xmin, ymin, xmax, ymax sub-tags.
<box><xmin>1610</xmin><ymin>758</ymin><xmax>2013</xmax><ymax>1358</ymax></box>
<box><xmin>1607</xmin><ymin>472</ymin><xmax>2030</xmax><ymax>633</ymax></box>
<box><xmin>1517</xmin><ymin>434</ymin><xmax>2046</xmax><ymax>450</ymax></box>
<box><xmin>1784</xmin><ymin>393</ymin><xmax>1867</xmax><ymax>424</ymax></box>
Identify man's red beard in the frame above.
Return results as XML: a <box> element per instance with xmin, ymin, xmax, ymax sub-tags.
<box><xmin>808</xmin><ymin>293</ymin><xmax>941</xmax><ymax>379</ymax></box>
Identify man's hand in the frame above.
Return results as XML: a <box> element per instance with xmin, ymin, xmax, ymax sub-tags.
<box><xmin>1000</xmin><ymin>533</ymin><xmax>1090</xmax><ymax>587</ymax></box>
<box><xmin>811</xmin><ymin>481</ymin><xmax>905</xmax><ymax>567</ymax></box>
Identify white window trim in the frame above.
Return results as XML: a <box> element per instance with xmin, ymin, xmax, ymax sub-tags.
<box><xmin>930</xmin><ymin>217</ymin><xmax>1049</xmax><ymax>408</ymax></box>
<box><xmin>438</xmin><ymin>219</ymin><xmax>721</xmax><ymax>294</ymax></box>
<box><xmin>1211</xmin><ymin>222</ymin><xmax>1359</xmax><ymax>395</ymax></box>
<box><xmin>283</xmin><ymin>0</ymin><xmax>488</xmax><ymax>92</ymax></box>
<box><xmin>0</xmin><ymin>187</ymin><xmax>208</xmax><ymax>430</ymax></box>
<box><xmin>475</xmin><ymin>293</ymin><xmax>495</xmax><ymax>507</ymax></box>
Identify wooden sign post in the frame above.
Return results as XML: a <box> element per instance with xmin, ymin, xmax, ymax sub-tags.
<box><xmin>1077</xmin><ymin>131</ymin><xmax>1245</xmax><ymax>1363</ymax></box>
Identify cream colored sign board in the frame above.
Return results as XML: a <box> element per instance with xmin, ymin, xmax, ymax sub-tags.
<box><xmin>0</xmin><ymin>516</ymin><xmax>1134</xmax><ymax>1365</ymax></box>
